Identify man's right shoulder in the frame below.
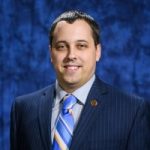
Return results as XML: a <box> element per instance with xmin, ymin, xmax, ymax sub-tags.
<box><xmin>14</xmin><ymin>83</ymin><xmax>55</xmax><ymax>104</ymax></box>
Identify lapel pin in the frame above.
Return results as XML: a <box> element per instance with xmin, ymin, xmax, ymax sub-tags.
<box><xmin>90</xmin><ymin>99</ymin><xmax>98</xmax><ymax>107</ymax></box>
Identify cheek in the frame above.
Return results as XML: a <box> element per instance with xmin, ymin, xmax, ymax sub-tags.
<box><xmin>51</xmin><ymin>55</ymin><xmax>65</xmax><ymax>70</ymax></box>
<box><xmin>51</xmin><ymin>53</ymin><xmax>62</xmax><ymax>63</ymax></box>
<box><xmin>85</xmin><ymin>54</ymin><xmax>97</xmax><ymax>71</ymax></box>
<box><xmin>83</xmin><ymin>52</ymin><xmax>97</xmax><ymax>63</ymax></box>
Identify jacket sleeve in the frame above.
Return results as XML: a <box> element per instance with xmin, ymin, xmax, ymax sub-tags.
<box><xmin>127</xmin><ymin>99</ymin><xmax>150</xmax><ymax>150</ymax></box>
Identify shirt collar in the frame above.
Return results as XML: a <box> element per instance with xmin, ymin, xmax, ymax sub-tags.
<box><xmin>55</xmin><ymin>75</ymin><xmax>95</xmax><ymax>105</ymax></box>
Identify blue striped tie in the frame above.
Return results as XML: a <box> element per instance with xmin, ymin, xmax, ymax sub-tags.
<box><xmin>52</xmin><ymin>94</ymin><xmax>77</xmax><ymax>150</ymax></box>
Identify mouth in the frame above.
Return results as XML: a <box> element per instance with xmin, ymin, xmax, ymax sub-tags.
<box><xmin>64</xmin><ymin>65</ymin><xmax>81</xmax><ymax>71</ymax></box>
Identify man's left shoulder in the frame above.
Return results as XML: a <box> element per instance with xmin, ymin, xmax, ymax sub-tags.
<box><xmin>95</xmin><ymin>77</ymin><xmax>146</xmax><ymax>108</ymax></box>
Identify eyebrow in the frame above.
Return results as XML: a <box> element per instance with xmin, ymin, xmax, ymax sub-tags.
<box><xmin>55</xmin><ymin>40</ymin><xmax>88</xmax><ymax>44</ymax></box>
<box><xmin>55</xmin><ymin>41</ymin><xmax>67</xmax><ymax>44</ymax></box>
<box><xmin>76</xmin><ymin>40</ymin><xmax>88</xmax><ymax>43</ymax></box>
<box><xmin>53</xmin><ymin>39</ymin><xmax>88</xmax><ymax>46</ymax></box>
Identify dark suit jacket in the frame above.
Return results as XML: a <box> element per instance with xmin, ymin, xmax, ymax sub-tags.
<box><xmin>10</xmin><ymin>77</ymin><xmax>150</xmax><ymax>150</ymax></box>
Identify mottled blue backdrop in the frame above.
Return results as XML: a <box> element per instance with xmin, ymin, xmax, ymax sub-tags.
<box><xmin>0</xmin><ymin>0</ymin><xmax>150</xmax><ymax>149</ymax></box>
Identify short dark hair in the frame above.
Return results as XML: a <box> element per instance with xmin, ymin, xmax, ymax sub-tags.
<box><xmin>49</xmin><ymin>10</ymin><xmax>100</xmax><ymax>46</ymax></box>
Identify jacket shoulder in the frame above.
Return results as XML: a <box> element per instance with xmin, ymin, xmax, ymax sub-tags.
<box><xmin>14</xmin><ymin>84</ymin><xmax>55</xmax><ymax>105</ymax></box>
<box><xmin>95</xmin><ymin>77</ymin><xmax>145</xmax><ymax>107</ymax></box>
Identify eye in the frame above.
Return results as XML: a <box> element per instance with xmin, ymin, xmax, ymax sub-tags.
<box><xmin>55</xmin><ymin>44</ymin><xmax>67</xmax><ymax>51</ymax></box>
<box><xmin>77</xmin><ymin>43</ymin><xmax>88</xmax><ymax>49</ymax></box>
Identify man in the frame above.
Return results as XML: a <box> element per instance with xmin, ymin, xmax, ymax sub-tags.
<box><xmin>10</xmin><ymin>10</ymin><xmax>149</xmax><ymax>150</ymax></box>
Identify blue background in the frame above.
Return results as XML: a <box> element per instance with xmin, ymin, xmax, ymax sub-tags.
<box><xmin>0</xmin><ymin>0</ymin><xmax>150</xmax><ymax>149</ymax></box>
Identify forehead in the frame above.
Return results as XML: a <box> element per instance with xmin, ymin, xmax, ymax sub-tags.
<box><xmin>53</xmin><ymin>20</ymin><xmax>93</xmax><ymax>40</ymax></box>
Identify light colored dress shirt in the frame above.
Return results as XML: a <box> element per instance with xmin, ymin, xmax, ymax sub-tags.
<box><xmin>51</xmin><ymin>75</ymin><xmax>95</xmax><ymax>142</ymax></box>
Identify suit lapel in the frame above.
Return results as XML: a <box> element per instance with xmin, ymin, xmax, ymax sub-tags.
<box><xmin>38</xmin><ymin>85</ymin><xmax>55</xmax><ymax>150</ymax></box>
<box><xmin>70</xmin><ymin>78</ymin><xmax>108</xmax><ymax>150</ymax></box>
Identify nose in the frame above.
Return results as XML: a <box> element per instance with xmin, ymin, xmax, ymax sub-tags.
<box><xmin>66</xmin><ymin>46</ymin><xmax>76</xmax><ymax>60</ymax></box>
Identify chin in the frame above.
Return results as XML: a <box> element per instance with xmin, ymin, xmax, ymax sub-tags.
<box><xmin>63</xmin><ymin>78</ymin><xmax>80</xmax><ymax>86</ymax></box>
<box><xmin>64</xmin><ymin>80</ymin><xmax>79</xmax><ymax>85</ymax></box>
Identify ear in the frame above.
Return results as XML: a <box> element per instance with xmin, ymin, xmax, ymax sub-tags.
<box><xmin>96</xmin><ymin>44</ymin><xmax>101</xmax><ymax>62</ymax></box>
<box><xmin>49</xmin><ymin>45</ymin><xmax>53</xmax><ymax>62</ymax></box>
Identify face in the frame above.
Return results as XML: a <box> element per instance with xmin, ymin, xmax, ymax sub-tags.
<box><xmin>50</xmin><ymin>20</ymin><xmax>101</xmax><ymax>93</ymax></box>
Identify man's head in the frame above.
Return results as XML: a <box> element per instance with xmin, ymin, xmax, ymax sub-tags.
<box><xmin>49</xmin><ymin>10</ymin><xmax>100</xmax><ymax>46</ymax></box>
<box><xmin>49</xmin><ymin>11</ymin><xmax>101</xmax><ymax>92</ymax></box>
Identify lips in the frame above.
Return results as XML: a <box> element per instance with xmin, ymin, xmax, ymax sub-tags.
<box><xmin>64</xmin><ymin>65</ymin><xmax>81</xmax><ymax>71</ymax></box>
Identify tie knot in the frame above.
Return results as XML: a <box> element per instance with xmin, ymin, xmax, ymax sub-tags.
<box><xmin>62</xmin><ymin>94</ymin><xmax>77</xmax><ymax>114</ymax></box>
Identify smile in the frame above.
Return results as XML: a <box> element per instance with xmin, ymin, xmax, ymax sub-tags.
<box><xmin>64</xmin><ymin>65</ymin><xmax>81</xmax><ymax>71</ymax></box>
